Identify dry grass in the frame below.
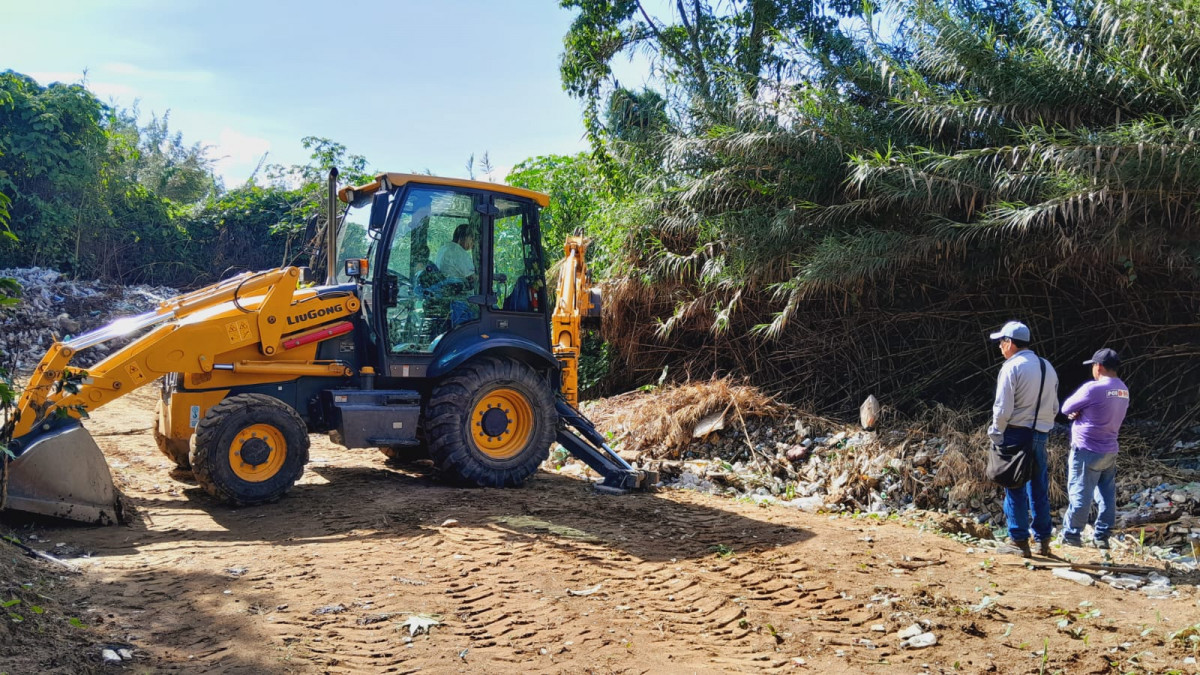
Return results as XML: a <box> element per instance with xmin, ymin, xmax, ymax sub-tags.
<box><xmin>585</xmin><ymin>377</ymin><xmax>784</xmax><ymax>458</ymax></box>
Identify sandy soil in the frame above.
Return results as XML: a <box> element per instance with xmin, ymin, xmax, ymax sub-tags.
<box><xmin>4</xmin><ymin>387</ymin><xmax>1199</xmax><ymax>674</ymax></box>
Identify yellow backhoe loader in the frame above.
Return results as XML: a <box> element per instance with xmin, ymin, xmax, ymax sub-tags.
<box><xmin>1</xmin><ymin>171</ymin><xmax>654</xmax><ymax>524</ymax></box>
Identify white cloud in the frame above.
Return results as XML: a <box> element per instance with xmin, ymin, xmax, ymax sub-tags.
<box><xmin>25</xmin><ymin>70</ymin><xmax>87</xmax><ymax>85</ymax></box>
<box><xmin>476</xmin><ymin>165</ymin><xmax>513</xmax><ymax>184</ymax></box>
<box><xmin>102</xmin><ymin>62</ymin><xmax>214</xmax><ymax>83</ymax></box>
<box><xmin>87</xmin><ymin>81</ymin><xmax>139</xmax><ymax>100</ymax></box>
<box><xmin>206</xmin><ymin>128</ymin><xmax>272</xmax><ymax>187</ymax></box>
<box><xmin>25</xmin><ymin>70</ymin><xmax>138</xmax><ymax>102</ymax></box>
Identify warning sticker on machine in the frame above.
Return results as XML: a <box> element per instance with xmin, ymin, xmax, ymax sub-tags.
<box><xmin>190</xmin><ymin>405</ymin><xmax>200</xmax><ymax>428</ymax></box>
<box><xmin>225</xmin><ymin>319</ymin><xmax>252</xmax><ymax>344</ymax></box>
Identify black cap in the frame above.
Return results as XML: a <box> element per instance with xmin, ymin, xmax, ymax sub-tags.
<box><xmin>1083</xmin><ymin>348</ymin><xmax>1120</xmax><ymax>369</ymax></box>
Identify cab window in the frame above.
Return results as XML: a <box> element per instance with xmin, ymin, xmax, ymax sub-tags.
<box><xmin>383</xmin><ymin>187</ymin><xmax>483</xmax><ymax>353</ymax></box>
<box><xmin>492</xmin><ymin>197</ymin><xmax>544</xmax><ymax>313</ymax></box>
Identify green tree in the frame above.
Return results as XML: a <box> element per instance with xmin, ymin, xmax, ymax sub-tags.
<box><xmin>0</xmin><ymin>71</ymin><xmax>114</xmax><ymax>275</ymax></box>
<box><xmin>108</xmin><ymin>108</ymin><xmax>217</xmax><ymax>205</ymax></box>
<box><xmin>578</xmin><ymin>0</ymin><xmax>1200</xmax><ymax>431</ymax></box>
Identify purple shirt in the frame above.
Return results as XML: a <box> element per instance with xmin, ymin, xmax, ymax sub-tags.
<box><xmin>1061</xmin><ymin>376</ymin><xmax>1130</xmax><ymax>454</ymax></box>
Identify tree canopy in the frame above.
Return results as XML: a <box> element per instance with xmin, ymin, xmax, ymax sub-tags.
<box><xmin>550</xmin><ymin>0</ymin><xmax>1200</xmax><ymax>433</ymax></box>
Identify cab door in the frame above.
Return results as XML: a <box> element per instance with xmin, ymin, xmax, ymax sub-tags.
<box><xmin>485</xmin><ymin>196</ymin><xmax>549</xmax><ymax>344</ymax></box>
<box><xmin>376</xmin><ymin>186</ymin><xmax>487</xmax><ymax>376</ymax></box>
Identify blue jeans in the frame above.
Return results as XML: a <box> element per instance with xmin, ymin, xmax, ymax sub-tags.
<box><xmin>1001</xmin><ymin>428</ymin><xmax>1052</xmax><ymax>543</ymax></box>
<box><xmin>1062</xmin><ymin>447</ymin><xmax>1118</xmax><ymax>541</ymax></box>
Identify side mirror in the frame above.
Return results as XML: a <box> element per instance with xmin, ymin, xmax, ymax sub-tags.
<box><xmin>343</xmin><ymin>258</ymin><xmax>369</xmax><ymax>280</ymax></box>
<box><xmin>368</xmin><ymin>192</ymin><xmax>389</xmax><ymax>231</ymax></box>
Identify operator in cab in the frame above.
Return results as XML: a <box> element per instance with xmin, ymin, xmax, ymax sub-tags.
<box><xmin>434</xmin><ymin>223</ymin><xmax>477</xmax><ymax>285</ymax></box>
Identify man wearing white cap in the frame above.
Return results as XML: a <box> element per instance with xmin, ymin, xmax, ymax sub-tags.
<box><xmin>989</xmin><ymin>321</ymin><xmax>1060</xmax><ymax>557</ymax></box>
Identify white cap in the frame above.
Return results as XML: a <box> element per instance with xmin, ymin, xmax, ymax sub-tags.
<box><xmin>989</xmin><ymin>320</ymin><xmax>1031</xmax><ymax>342</ymax></box>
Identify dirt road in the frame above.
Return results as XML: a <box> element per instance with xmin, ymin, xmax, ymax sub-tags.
<box><xmin>9</xmin><ymin>388</ymin><xmax>1199</xmax><ymax>673</ymax></box>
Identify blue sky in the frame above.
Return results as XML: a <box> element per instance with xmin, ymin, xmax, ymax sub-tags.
<box><xmin>2</xmin><ymin>0</ymin><xmax>653</xmax><ymax>187</ymax></box>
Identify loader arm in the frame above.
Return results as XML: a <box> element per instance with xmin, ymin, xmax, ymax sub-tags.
<box><xmin>12</xmin><ymin>267</ymin><xmax>358</xmax><ymax>440</ymax></box>
<box><xmin>3</xmin><ymin>266</ymin><xmax>360</xmax><ymax>523</ymax></box>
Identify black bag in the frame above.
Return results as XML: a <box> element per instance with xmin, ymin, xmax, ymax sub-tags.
<box><xmin>986</xmin><ymin>358</ymin><xmax>1046</xmax><ymax>489</ymax></box>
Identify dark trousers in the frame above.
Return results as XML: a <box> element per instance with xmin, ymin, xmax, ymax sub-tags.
<box><xmin>1001</xmin><ymin>427</ymin><xmax>1052</xmax><ymax>543</ymax></box>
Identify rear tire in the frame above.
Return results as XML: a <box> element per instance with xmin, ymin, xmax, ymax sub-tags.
<box><xmin>189</xmin><ymin>394</ymin><xmax>309</xmax><ymax>505</ymax></box>
<box><xmin>426</xmin><ymin>358</ymin><xmax>554</xmax><ymax>487</ymax></box>
<box><xmin>153</xmin><ymin>399</ymin><xmax>192</xmax><ymax>469</ymax></box>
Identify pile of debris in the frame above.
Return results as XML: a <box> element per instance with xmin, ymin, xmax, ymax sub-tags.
<box><xmin>1116</xmin><ymin>482</ymin><xmax>1200</xmax><ymax>565</ymax></box>
<box><xmin>0</xmin><ymin>267</ymin><xmax>177</xmax><ymax>373</ymax></box>
<box><xmin>570</xmin><ymin>380</ymin><xmax>1200</xmax><ymax>568</ymax></box>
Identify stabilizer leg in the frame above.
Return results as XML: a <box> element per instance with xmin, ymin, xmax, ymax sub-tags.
<box><xmin>555</xmin><ymin>400</ymin><xmax>658</xmax><ymax>493</ymax></box>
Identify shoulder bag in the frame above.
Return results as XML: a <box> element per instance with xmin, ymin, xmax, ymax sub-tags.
<box><xmin>986</xmin><ymin>357</ymin><xmax>1046</xmax><ymax>489</ymax></box>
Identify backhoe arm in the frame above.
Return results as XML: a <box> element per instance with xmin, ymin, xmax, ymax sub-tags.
<box><xmin>550</xmin><ymin>236</ymin><xmax>599</xmax><ymax>407</ymax></box>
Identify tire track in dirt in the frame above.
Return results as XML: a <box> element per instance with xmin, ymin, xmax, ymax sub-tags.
<box><xmin>22</xmin><ymin>389</ymin><xmax>1198</xmax><ymax>673</ymax></box>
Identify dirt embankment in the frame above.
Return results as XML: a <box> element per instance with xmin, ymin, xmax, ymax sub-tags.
<box><xmin>2</xmin><ymin>387</ymin><xmax>1199</xmax><ymax>673</ymax></box>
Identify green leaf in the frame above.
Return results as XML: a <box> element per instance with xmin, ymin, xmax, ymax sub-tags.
<box><xmin>1</xmin><ymin>599</ymin><xmax>19</xmax><ymax>608</ymax></box>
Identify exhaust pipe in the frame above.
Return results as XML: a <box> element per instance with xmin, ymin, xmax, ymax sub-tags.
<box><xmin>326</xmin><ymin>167</ymin><xmax>339</xmax><ymax>285</ymax></box>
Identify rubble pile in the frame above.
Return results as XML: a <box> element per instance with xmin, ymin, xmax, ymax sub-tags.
<box><xmin>0</xmin><ymin>268</ymin><xmax>177</xmax><ymax>373</ymax></box>
<box><xmin>1117</xmin><ymin>482</ymin><xmax>1200</xmax><ymax>565</ymax></box>
<box><xmin>573</xmin><ymin>383</ymin><xmax>1200</xmax><ymax>569</ymax></box>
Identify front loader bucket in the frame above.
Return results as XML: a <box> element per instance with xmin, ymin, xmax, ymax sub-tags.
<box><xmin>3</xmin><ymin>422</ymin><xmax>121</xmax><ymax>525</ymax></box>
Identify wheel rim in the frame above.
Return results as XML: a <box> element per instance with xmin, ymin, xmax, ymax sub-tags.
<box><xmin>471</xmin><ymin>387</ymin><xmax>534</xmax><ymax>459</ymax></box>
<box><xmin>230</xmin><ymin>423</ymin><xmax>287</xmax><ymax>482</ymax></box>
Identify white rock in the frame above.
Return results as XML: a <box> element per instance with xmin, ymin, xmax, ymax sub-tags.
<box><xmin>788</xmin><ymin>496</ymin><xmax>824</xmax><ymax>513</ymax></box>
<box><xmin>692</xmin><ymin>411</ymin><xmax>725</xmax><ymax>438</ymax></box>
<box><xmin>860</xmin><ymin>395</ymin><xmax>881</xmax><ymax>429</ymax></box>
<box><xmin>870</xmin><ymin>624</ymin><xmax>886</xmax><ymax>632</ymax></box>
<box><xmin>1100</xmin><ymin>574</ymin><xmax>1146</xmax><ymax>590</ymax></box>
<box><xmin>557</xmin><ymin>463</ymin><xmax>585</xmax><ymax>477</ymax></box>
<box><xmin>901</xmin><ymin>632</ymin><xmax>938</xmax><ymax>649</ymax></box>
<box><xmin>117</xmin><ymin>648</ymin><xmax>133</xmax><ymax>660</ymax></box>
<box><xmin>1052</xmin><ymin>568</ymin><xmax>1095</xmax><ymax>586</ymax></box>
<box><xmin>1147</xmin><ymin>572</ymin><xmax>1171</xmax><ymax>586</ymax></box>
<box><xmin>101</xmin><ymin>649</ymin><xmax>121</xmax><ymax>664</ymax></box>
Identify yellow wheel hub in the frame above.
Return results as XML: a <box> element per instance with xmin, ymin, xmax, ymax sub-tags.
<box><xmin>230</xmin><ymin>423</ymin><xmax>287</xmax><ymax>482</ymax></box>
<box><xmin>471</xmin><ymin>388</ymin><xmax>534</xmax><ymax>459</ymax></box>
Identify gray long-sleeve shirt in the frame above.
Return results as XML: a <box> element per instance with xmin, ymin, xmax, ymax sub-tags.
<box><xmin>988</xmin><ymin>349</ymin><xmax>1059</xmax><ymax>445</ymax></box>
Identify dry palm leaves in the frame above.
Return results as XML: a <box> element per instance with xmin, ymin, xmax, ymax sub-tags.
<box><xmin>585</xmin><ymin>377</ymin><xmax>783</xmax><ymax>458</ymax></box>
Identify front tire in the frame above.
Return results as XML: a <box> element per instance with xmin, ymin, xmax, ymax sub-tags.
<box><xmin>189</xmin><ymin>394</ymin><xmax>309</xmax><ymax>505</ymax></box>
<box><xmin>426</xmin><ymin>358</ymin><xmax>554</xmax><ymax>487</ymax></box>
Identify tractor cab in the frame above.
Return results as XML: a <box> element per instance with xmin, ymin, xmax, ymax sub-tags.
<box><xmin>336</xmin><ymin>174</ymin><xmax>553</xmax><ymax>381</ymax></box>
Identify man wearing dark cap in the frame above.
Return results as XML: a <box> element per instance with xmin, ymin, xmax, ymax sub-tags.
<box><xmin>988</xmin><ymin>321</ymin><xmax>1060</xmax><ymax>557</ymax></box>
<box><xmin>1059</xmin><ymin>348</ymin><xmax>1130</xmax><ymax>549</ymax></box>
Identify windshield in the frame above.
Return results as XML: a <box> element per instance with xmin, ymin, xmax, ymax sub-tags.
<box><xmin>334</xmin><ymin>197</ymin><xmax>383</xmax><ymax>284</ymax></box>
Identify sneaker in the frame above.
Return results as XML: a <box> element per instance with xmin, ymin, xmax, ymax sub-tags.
<box><xmin>1093</xmin><ymin>538</ymin><xmax>1110</xmax><ymax>550</ymax></box>
<box><xmin>998</xmin><ymin>538</ymin><xmax>1032</xmax><ymax>558</ymax></box>
<box><xmin>1037</xmin><ymin>540</ymin><xmax>1052</xmax><ymax>557</ymax></box>
<box><xmin>1059</xmin><ymin>535</ymin><xmax>1084</xmax><ymax>548</ymax></box>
